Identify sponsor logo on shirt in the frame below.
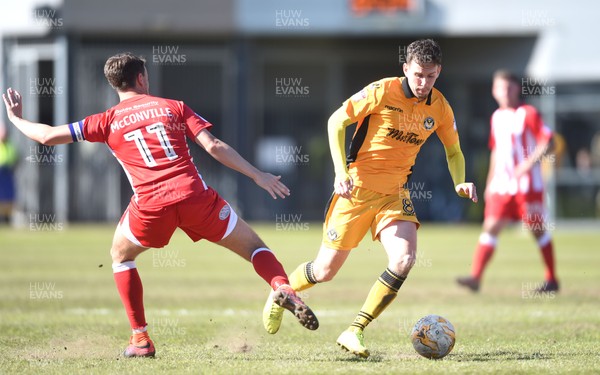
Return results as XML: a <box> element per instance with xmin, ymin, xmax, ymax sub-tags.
<box><xmin>350</xmin><ymin>82</ymin><xmax>381</xmax><ymax>103</ymax></box>
<box><xmin>351</xmin><ymin>89</ymin><xmax>368</xmax><ymax>102</ymax></box>
<box><xmin>385</xmin><ymin>128</ymin><xmax>425</xmax><ymax>145</ymax></box>
<box><xmin>384</xmin><ymin>104</ymin><xmax>404</xmax><ymax>113</ymax></box>
<box><xmin>114</xmin><ymin>101</ymin><xmax>160</xmax><ymax>115</ymax></box>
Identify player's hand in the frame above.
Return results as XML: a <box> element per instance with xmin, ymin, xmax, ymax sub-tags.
<box><xmin>254</xmin><ymin>172</ymin><xmax>290</xmax><ymax>199</ymax></box>
<box><xmin>455</xmin><ymin>182</ymin><xmax>478</xmax><ymax>203</ymax></box>
<box><xmin>2</xmin><ymin>88</ymin><xmax>23</xmax><ymax>122</ymax></box>
<box><xmin>334</xmin><ymin>173</ymin><xmax>354</xmax><ymax>200</ymax></box>
<box><xmin>514</xmin><ymin>161</ymin><xmax>531</xmax><ymax>179</ymax></box>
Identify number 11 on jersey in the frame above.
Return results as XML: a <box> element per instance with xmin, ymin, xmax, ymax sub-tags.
<box><xmin>124</xmin><ymin>122</ymin><xmax>179</xmax><ymax>167</ymax></box>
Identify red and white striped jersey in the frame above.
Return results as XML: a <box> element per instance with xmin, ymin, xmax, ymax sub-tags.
<box><xmin>69</xmin><ymin>95</ymin><xmax>212</xmax><ymax>208</ymax></box>
<box><xmin>487</xmin><ymin>104</ymin><xmax>552</xmax><ymax>196</ymax></box>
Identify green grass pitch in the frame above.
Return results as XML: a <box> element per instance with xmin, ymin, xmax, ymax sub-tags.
<box><xmin>0</xmin><ymin>223</ymin><xmax>599</xmax><ymax>374</ymax></box>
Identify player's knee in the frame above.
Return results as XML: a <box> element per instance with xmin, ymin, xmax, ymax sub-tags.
<box><xmin>110</xmin><ymin>245</ymin><xmax>126</xmax><ymax>263</ymax></box>
<box><xmin>393</xmin><ymin>252</ymin><xmax>416</xmax><ymax>274</ymax></box>
<box><xmin>224</xmin><ymin>220</ymin><xmax>267</xmax><ymax>253</ymax></box>
<box><xmin>483</xmin><ymin>220</ymin><xmax>503</xmax><ymax>236</ymax></box>
<box><xmin>110</xmin><ymin>243</ymin><xmax>138</xmax><ymax>263</ymax></box>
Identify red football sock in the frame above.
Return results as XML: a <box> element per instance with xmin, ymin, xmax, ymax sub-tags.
<box><xmin>538</xmin><ymin>234</ymin><xmax>557</xmax><ymax>282</ymax></box>
<box><xmin>251</xmin><ymin>248</ymin><xmax>289</xmax><ymax>290</ymax></box>
<box><xmin>113</xmin><ymin>261</ymin><xmax>147</xmax><ymax>331</ymax></box>
<box><xmin>471</xmin><ymin>233</ymin><xmax>497</xmax><ymax>280</ymax></box>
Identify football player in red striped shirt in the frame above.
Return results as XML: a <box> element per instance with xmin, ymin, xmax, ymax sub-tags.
<box><xmin>3</xmin><ymin>52</ymin><xmax>318</xmax><ymax>358</ymax></box>
<box><xmin>457</xmin><ymin>70</ymin><xmax>559</xmax><ymax>293</ymax></box>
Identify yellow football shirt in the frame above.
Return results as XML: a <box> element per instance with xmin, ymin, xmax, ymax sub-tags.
<box><xmin>342</xmin><ymin>77</ymin><xmax>459</xmax><ymax>195</ymax></box>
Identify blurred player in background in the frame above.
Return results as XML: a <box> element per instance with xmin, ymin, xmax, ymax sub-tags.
<box><xmin>457</xmin><ymin>70</ymin><xmax>559</xmax><ymax>293</ymax></box>
<box><xmin>3</xmin><ymin>52</ymin><xmax>318</xmax><ymax>358</ymax></box>
<box><xmin>0</xmin><ymin>123</ymin><xmax>18</xmax><ymax>224</ymax></box>
<box><xmin>263</xmin><ymin>39</ymin><xmax>477</xmax><ymax>358</ymax></box>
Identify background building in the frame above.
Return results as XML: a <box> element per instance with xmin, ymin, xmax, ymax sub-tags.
<box><xmin>1</xmin><ymin>0</ymin><xmax>599</xmax><ymax>224</ymax></box>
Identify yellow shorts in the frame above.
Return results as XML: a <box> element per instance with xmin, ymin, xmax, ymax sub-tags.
<box><xmin>322</xmin><ymin>186</ymin><xmax>420</xmax><ymax>250</ymax></box>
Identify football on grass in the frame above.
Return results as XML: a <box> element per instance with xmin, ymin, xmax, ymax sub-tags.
<box><xmin>410</xmin><ymin>314</ymin><xmax>456</xmax><ymax>359</ymax></box>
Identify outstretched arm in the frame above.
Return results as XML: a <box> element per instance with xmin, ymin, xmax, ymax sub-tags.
<box><xmin>2</xmin><ymin>88</ymin><xmax>73</xmax><ymax>145</ymax></box>
<box><xmin>194</xmin><ymin>129</ymin><xmax>290</xmax><ymax>199</ymax></box>
<box><xmin>444</xmin><ymin>141</ymin><xmax>478</xmax><ymax>203</ymax></box>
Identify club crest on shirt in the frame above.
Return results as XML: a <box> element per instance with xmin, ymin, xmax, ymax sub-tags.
<box><xmin>423</xmin><ymin>116</ymin><xmax>435</xmax><ymax>130</ymax></box>
<box><xmin>219</xmin><ymin>205</ymin><xmax>231</xmax><ymax>220</ymax></box>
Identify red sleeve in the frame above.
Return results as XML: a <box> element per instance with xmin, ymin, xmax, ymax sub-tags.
<box><xmin>524</xmin><ymin>105</ymin><xmax>552</xmax><ymax>143</ymax></box>
<box><xmin>182</xmin><ymin>104</ymin><xmax>213</xmax><ymax>139</ymax></box>
<box><xmin>82</xmin><ymin>112</ymin><xmax>110</xmax><ymax>143</ymax></box>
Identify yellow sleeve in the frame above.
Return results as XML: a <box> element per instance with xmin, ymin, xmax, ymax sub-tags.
<box><xmin>343</xmin><ymin>79</ymin><xmax>387</xmax><ymax>123</ymax></box>
<box><xmin>328</xmin><ymin>79</ymin><xmax>388</xmax><ymax>180</ymax></box>
<box><xmin>444</xmin><ymin>141</ymin><xmax>465</xmax><ymax>188</ymax></box>
<box><xmin>435</xmin><ymin>97</ymin><xmax>464</xmax><ymax>188</ymax></box>
<box><xmin>328</xmin><ymin>107</ymin><xmax>355</xmax><ymax>179</ymax></box>
<box><xmin>435</xmin><ymin>98</ymin><xmax>459</xmax><ymax>148</ymax></box>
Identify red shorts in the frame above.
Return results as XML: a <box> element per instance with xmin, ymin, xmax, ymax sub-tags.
<box><xmin>484</xmin><ymin>192</ymin><xmax>546</xmax><ymax>226</ymax></box>
<box><xmin>119</xmin><ymin>187</ymin><xmax>238</xmax><ymax>248</ymax></box>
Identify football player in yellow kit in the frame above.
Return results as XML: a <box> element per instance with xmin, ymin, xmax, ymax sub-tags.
<box><xmin>263</xmin><ymin>39</ymin><xmax>478</xmax><ymax>358</ymax></box>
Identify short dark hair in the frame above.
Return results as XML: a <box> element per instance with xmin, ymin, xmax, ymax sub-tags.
<box><xmin>104</xmin><ymin>53</ymin><xmax>146</xmax><ymax>91</ymax></box>
<box><xmin>493</xmin><ymin>69</ymin><xmax>520</xmax><ymax>85</ymax></box>
<box><xmin>406</xmin><ymin>39</ymin><xmax>442</xmax><ymax>65</ymax></box>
